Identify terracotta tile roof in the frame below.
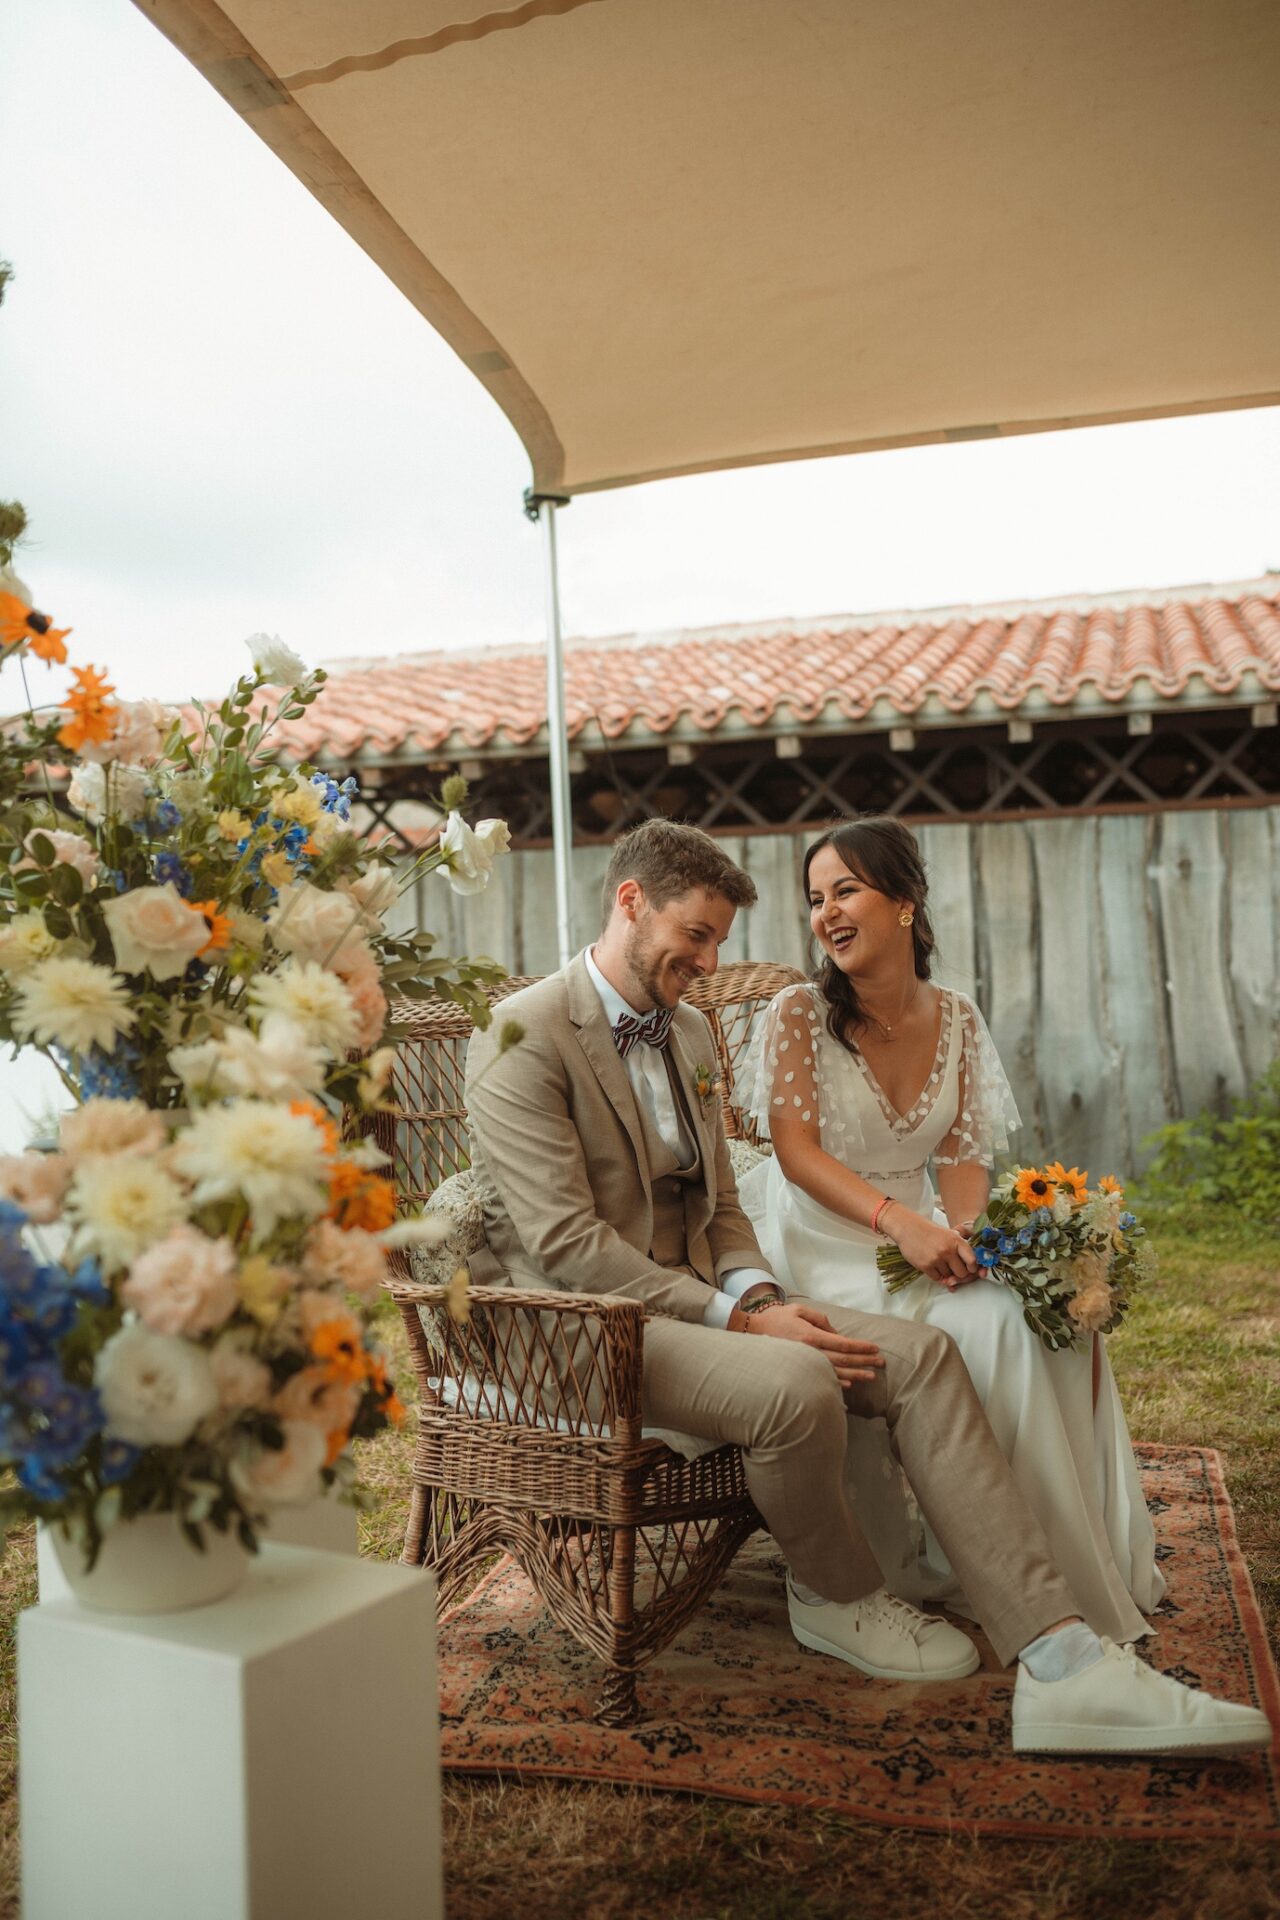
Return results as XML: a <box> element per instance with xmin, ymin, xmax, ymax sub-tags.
<box><xmin>264</xmin><ymin>576</ymin><xmax>1280</xmax><ymax>765</ymax></box>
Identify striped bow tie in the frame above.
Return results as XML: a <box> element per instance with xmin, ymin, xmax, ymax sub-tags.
<box><xmin>611</xmin><ymin>1004</ymin><xmax>676</xmax><ymax>1059</ymax></box>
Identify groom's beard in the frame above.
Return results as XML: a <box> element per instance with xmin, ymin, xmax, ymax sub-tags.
<box><xmin>621</xmin><ymin>921</ymin><xmax>687</xmax><ymax>1012</ymax></box>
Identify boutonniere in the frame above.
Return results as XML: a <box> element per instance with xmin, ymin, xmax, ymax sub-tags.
<box><xmin>693</xmin><ymin>1062</ymin><xmax>722</xmax><ymax>1120</ymax></box>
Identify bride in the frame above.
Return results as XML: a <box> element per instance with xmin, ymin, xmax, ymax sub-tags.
<box><xmin>737</xmin><ymin>816</ymin><xmax>1164</xmax><ymax>1644</ymax></box>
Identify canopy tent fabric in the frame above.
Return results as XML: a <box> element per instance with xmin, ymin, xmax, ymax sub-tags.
<box><xmin>137</xmin><ymin>0</ymin><xmax>1280</xmax><ymax>498</ymax></box>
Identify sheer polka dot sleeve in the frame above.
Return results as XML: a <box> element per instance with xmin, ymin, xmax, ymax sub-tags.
<box><xmin>932</xmin><ymin>993</ymin><xmax>1021</xmax><ymax>1168</ymax></box>
<box><xmin>737</xmin><ymin>983</ymin><xmax>867</xmax><ymax>1155</ymax></box>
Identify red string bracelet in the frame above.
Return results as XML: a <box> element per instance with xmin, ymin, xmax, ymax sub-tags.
<box><xmin>871</xmin><ymin>1195</ymin><xmax>892</xmax><ymax>1236</ymax></box>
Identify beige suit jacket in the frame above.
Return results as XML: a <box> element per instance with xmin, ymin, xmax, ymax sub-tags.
<box><xmin>464</xmin><ymin>954</ymin><xmax>771</xmax><ymax>1320</ymax></box>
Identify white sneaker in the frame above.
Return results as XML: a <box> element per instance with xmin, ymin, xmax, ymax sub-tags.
<box><xmin>1012</xmin><ymin>1639</ymin><xmax>1274</xmax><ymax>1756</ymax></box>
<box><xmin>788</xmin><ymin>1582</ymin><xmax>981</xmax><ymax>1681</ymax></box>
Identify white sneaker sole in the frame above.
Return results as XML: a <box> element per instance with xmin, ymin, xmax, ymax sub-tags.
<box><xmin>1012</xmin><ymin>1718</ymin><xmax>1273</xmax><ymax>1756</ymax></box>
<box><xmin>791</xmin><ymin>1617</ymin><xmax>981</xmax><ymax>1683</ymax></box>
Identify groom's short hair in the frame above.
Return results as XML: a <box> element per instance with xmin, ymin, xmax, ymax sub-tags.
<box><xmin>601</xmin><ymin>819</ymin><xmax>757</xmax><ymax>928</ymax></box>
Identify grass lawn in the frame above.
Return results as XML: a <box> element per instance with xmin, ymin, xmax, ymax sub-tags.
<box><xmin>2</xmin><ymin>1223</ymin><xmax>1277</xmax><ymax>1920</ymax></box>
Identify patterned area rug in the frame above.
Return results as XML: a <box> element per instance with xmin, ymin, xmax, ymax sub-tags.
<box><xmin>438</xmin><ymin>1446</ymin><xmax>1280</xmax><ymax>1839</ymax></box>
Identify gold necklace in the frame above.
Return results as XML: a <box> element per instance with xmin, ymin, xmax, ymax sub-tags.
<box><xmin>860</xmin><ymin>977</ymin><xmax>919</xmax><ymax>1042</ymax></box>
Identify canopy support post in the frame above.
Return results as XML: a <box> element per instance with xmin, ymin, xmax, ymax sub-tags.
<box><xmin>524</xmin><ymin>486</ymin><xmax>575</xmax><ymax>967</ymax></box>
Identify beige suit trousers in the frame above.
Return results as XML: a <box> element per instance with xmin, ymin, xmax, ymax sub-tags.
<box><xmin>641</xmin><ymin>1300</ymin><xmax>1077</xmax><ymax>1665</ymax></box>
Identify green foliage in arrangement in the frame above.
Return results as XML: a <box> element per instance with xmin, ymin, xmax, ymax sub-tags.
<box><xmin>1138</xmin><ymin>1061</ymin><xmax>1280</xmax><ymax>1233</ymax></box>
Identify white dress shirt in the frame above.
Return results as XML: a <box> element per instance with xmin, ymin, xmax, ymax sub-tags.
<box><xmin>583</xmin><ymin>948</ymin><xmax>781</xmax><ymax>1329</ymax></box>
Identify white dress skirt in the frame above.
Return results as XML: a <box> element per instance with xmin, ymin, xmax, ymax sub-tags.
<box><xmin>736</xmin><ymin>982</ymin><xmax>1164</xmax><ymax>1644</ymax></box>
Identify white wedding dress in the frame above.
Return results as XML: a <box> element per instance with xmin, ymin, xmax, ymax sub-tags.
<box><xmin>737</xmin><ymin>981</ymin><xmax>1164</xmax><ymax>1644</ymax></box>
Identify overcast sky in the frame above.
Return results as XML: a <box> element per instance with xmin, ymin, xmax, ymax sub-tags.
<box><xmin>3</xmin><ymin>0</ymin><xmax>1279</xmax><ymax>715</ymax></box>
<box><xmin>2</xmin><ymin>0</ymin><xmax>1278</xmax><ymax>1143</ymax></box>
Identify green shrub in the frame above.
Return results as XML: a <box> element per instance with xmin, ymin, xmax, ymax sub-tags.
<box><xmin>1137</xmin><ymin>1061</ymin><xmax>1280</xmax><ymax>1233</ymax></box>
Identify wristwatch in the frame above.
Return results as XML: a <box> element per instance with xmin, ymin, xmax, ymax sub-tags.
<box><xmin>737</xmin><ymin>1282</ymin><xmax>786</xmax><ymax>1318</ymax></box>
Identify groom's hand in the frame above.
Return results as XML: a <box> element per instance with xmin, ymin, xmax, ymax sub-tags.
<box><xmin>729</xmin><ymin>1301</ymin><xmax>884</xmax><ymax>1385</ymax></box>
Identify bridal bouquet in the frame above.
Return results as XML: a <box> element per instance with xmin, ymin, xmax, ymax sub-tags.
<box><xmin>0</xmin><ymin>577</ymin><xmax>510</xmax><ymax>1564</ymax></box>
<box><xmin>876</xmin><ymin>1162</ymin><xmax>1155</xmax><ymax>1351</ymax></box>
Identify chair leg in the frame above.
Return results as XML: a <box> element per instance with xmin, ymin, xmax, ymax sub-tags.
<box><xmin>595</xmin><ymin>1666</ymin><xmax>640</xmax><ymax>1727</ymax></box>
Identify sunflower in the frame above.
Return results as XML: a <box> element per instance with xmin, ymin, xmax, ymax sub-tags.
<box><xmin>57</xmin><ymin>664</ymin><xmax>117</xmax><ymax>752</ymax></box>
<box><xmin>1013</xmin><ymin>1167</ymin><xmax>1058</xmax><ymax>1210</ymax></box>
<box><xmin>0</xmin><ymin>590</ymin><xmax>71</xmax><ymax>663</ymax></box>
<box><xmin>1045</xmin><ymin>1161</ymin><xmax>1089</xmax><ymax>1205</ymax></box>
<box><xmin>1098</xmin><ymin>1174</ymin><xmax>1124</xmax><ymax>1197</ymax></box>
<box><xmin>190</xmin><ymin>900</ymin><xmax>233</xmax><ymax>954</ymax></box>
<box><xmin>309</xmin><ymin>1311</ymin><xmax>367</xmax><ymax>1386</ymax></box>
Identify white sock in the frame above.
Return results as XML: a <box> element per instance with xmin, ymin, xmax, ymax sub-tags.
<box><xmin>788</xmin><ymin>1575</ymin><xmax>833</xmax><ymax>1607</ymax></box>
<box><xmin>1018</xmin><ymin>1621</ymin><xmax>1106</xmax><ymax>1682</ymax></box>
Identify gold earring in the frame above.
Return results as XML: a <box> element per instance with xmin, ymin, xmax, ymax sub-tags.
<box><xmin>898</xmin><ymin>909</ymin><xmax>914</xmax><ymax>928</ymax></box>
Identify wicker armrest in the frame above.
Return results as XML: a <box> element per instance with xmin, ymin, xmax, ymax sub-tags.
<box><xmin>389</xmin><ymin>1281</ymin><xmax>647</xmax><ymax>1440</ymax></box>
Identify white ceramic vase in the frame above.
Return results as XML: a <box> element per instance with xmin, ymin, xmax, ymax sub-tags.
<box><xmin>50</xmin><ymin>1511</ymin><xmax>250</xmax><ymax>1614</ymax></box>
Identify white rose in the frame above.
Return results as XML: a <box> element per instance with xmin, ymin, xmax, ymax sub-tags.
<box><xmin>231</xmin><ymin>1420</ymin><xmax>327</xmax><ymax>1507</ymax></box>
<box><xmin>267</xmin><ymin>882</ymin><xmax>366</xmax><ymax>970</ymax></box>
<box><xmin>338</xmin><ymin>866</ymin><xmax>400</xmax><ymax>926</ymax></box>
<box><xmin>474</xmin><ymin>818</ymin><xmax>512</xmax><ymax>860</ymax></box>
<box><xmin>67</xmin><ymin>761</ymin><xmax>149</xmax><ymax>825</ymax></box>
<box><xmin>103</xmin><ymin>883</ymin><xmax>209</xmax><ymax>981</ymax></box>
<box><xmin>246</xmin><ymin>633</ymin><xmax>309</xmax><ymax>688</ymax></box>
<box><xmin>435</xmin><ymin>812</ymin><xmax>493</xmax><ymax>895</ymax></box>
<box><xmin>95</xmin><ymin>1322</ymin><xmax>220</xmax><ymax>1447</ymax></box>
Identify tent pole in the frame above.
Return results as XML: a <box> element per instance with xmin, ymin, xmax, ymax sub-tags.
<box><xmin>524</xmin><ymin>487</ymin><xmax>575</xmax><ymax>967</ymax></box>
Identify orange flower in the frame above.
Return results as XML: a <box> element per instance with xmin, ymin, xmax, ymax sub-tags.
<box><xmin>189</xmin><ymin>901</ymin><xmax>232</xmax><ymax>954</ymax></box>
<box><xmin>1045</xmin><ymin>1161</ymin><xmax>1089</xmax><ymax>1205</ymax></box>
<box><xmin>309</xmin><ymin>1310</ymin><xmax>367</xmax><ymax>1386</ymax></box>
<box><xmin>327</xmin><ymin>1158</ymin><xmax>397</xmax><ymax>1233</ymax></box>
<box><xmin>1098</xmin><ymin>1174</ymin><xmax>1124</xmax><ymax>1197</ymax></box>
<box><xmin>0</xmin><ymin>591</ymin><xmax>71</xmax><ymax>663</ymax></box>
<box><xmin>367</xmin><ymin>1353</ymin><xmax>407</xmax><ymax>1426</ymax></box>
<box><xmin>1013</xmin><ymin>1167</ymin><xmax>1058</xmax><ymax>1211</ymax></box>
<box><xmin>57</xmin><ymin>664</ymin><xmax>117</xmax><ymax>752</ymax></box>
<box><xmin>291</xmin><ymin>1099</ymin><xmax>339</xmax><ymax>1156</ymax></box>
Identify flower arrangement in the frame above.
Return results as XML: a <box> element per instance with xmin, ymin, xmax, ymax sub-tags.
<box><xmin>876</xmin><ymin>1161</ymin><xmax>1155</xmax><ymax>1350</ymax></box>
<box><xmin>0</xmin><ymin>577</ymin><xmax>512</xmax><ymax>1565</ymax></box>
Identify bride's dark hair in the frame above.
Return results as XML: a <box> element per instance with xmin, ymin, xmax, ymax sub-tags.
<box><xmin>802</xmin><ymin>816</ymin><xmax>936</xmax><ymax>1051</ymax></box>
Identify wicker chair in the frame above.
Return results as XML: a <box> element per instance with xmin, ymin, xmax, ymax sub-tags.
<box><xmin>375</xmin><ymin>960</ymin><xmax>802</xmax><ymax>1724</ymax></box>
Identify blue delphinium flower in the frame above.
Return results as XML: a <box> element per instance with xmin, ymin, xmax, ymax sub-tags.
<box><xmin>1119</xmin><ymin>1211</ymin><xmax>1137</xmax><ymax>1230</ymax></box>
<box><xmin>0</xmin><ymin>1312</ymin><xmax>30</xmax><ymax>1382</ymax></box>
<box><xmin>152</xmin><ymin>799</ymin><xmax>181</xmax><ymax>831</ymax></box>
<box><xmin>975</xmin><ymin>1243</ymin><xmax>1001</xmax><ymax>1269</ymax></box>
<box><xmin>311</xmin><ymin>771</ymin><xmax>358</xmax><ymax>819</ymax></box>
<box><xmin>99</xmin><ymin>1438</ymin><xmax>141</xmax><ymax>1485</ymax></box>
<box><xmin>74</xmin><ymin>1044</ymin><xmax>141</xmax><ymax>1101</ymax></box>
<box><xmin>154</xmin><ymin>850</ymin><xmax>193</xmax><ymax>896</ymax></box>
<box><xmin>17</xmin><ymin>1454</ymin><xmax>69</xmax><ymax>1501</ymax></box>
<box><xmin>997</xmin><ymin>1233</ymin><xmax>1017</xmax><ymax>1256</ymax></box>
<box><xmin>1016</xmin><ymin>1226</ymin><xmax>1034</xmax><ymax>1247</ymax></box>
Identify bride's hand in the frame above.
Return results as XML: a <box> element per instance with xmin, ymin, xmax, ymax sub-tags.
<box><xmin>882</xmin><ymin>1204</ymin><xmax>978</xmax><ymax>1288</ymax></box>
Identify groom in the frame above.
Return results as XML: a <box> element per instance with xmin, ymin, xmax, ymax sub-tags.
<box><xmin>465</xmin><ymin>819</ymin><xmax>1269</xmax><ymax>1755</ymax></box>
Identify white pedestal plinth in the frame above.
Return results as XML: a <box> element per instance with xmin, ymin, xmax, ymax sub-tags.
<box><xmin>36</xmin><ymin>1498</ymin><xmax>360</xmax><ymax>1602</ymax></box>
<box><xmin>19</xmin><ymin>1545</ymin><xmax>442</xmax><ymax>1920</ymax></box>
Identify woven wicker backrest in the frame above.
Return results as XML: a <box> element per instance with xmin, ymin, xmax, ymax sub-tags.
<box><xmin>372</xmin><ymin>960</ymin><xmax>804</xmax><ymax>1221</ymax></box>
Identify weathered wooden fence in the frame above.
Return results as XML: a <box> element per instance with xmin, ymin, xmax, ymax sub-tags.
<box><xmin>393</xmin><ymin>805</ymin><xmax>1279</xmax><ymax>1174</ymax></box>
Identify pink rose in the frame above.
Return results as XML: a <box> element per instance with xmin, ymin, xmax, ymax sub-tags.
<box><xmin>273</xmin><ymin>1365</ymin><xmax>360</xmax><ymax>1433</ymax></box>
<box><xmin>0</xmin><ymin>1151</ymin><xmax>72</xmax><ymax>1225</ymax></box>
<box><xmin>232</xmin><ymin>1420</ymin><xmax>327</xmax><ymax>1507</ymax></box>
<box><xmin>121</xmin><ymin>1227</ymin><xmax>239</xmax><ymax>1336</ymax></box>
<box><xmin>302</xmin><ymin>1219</ymin><xmax>387</xmax><ymax>1295</ymax></box>
<box><xmin>210</xmin><ymin>1339</ymin><xmax>273</xmax><ymax>1412</ymax></box>
<box><xmin>18</xmin><ymin>829</ymin><xmax>99</xmax><ymax>885</ymax></box>
<box><xmin>103</xmin><ymin>884</ymin><xmax>209</xmax><ymax>981</ymax></box>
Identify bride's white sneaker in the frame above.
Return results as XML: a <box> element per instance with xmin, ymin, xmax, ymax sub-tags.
<box><xmin>788</xmin><ymin>1582</ymin><xmax>981</xmax><ymax>1681</ymax></box>
<box><xmin>1013</xmin><ymin>1638</ymin><xmax>1273</xmax><ymax>1755</ymax></box>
